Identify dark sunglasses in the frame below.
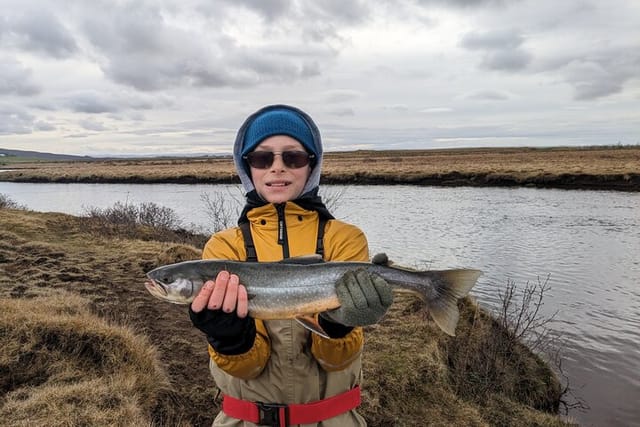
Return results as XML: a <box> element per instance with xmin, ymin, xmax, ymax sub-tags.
<box><xmin>243</xmin><ymin>150</ymin><xmax>315</xmax><ymax>169</ymax></box>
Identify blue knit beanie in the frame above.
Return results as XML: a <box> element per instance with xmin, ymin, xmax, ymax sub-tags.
<box><xmin>241</xmin><ymin>108</ymin><xmax>317</xmax><ymax>156</ymax></box>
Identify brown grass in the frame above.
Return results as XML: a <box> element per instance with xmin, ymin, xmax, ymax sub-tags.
<box><xmin>0</xmin><ymin>294</ymin><xmax>170</xmax><ymax>426</ymax></box>
<box><xmin>1</xmin><ymin>146</ymin><xmax>639</xmax><ymax>191</ymax></box>
<box><xmin>0</xmin><ymin>208</ymin><xmax>575</xmax><ymax>426</ymax></box>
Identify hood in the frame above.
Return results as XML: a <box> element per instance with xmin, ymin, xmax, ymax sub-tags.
<box><xmin>233</xmin><ymin>104</ymin><xmax>323</xmax><ymax>198</ymax></box>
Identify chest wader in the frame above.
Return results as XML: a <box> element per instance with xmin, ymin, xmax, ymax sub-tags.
<box><xmin>238</xmin><ymin>217</ymin><xmax>328</xmax><ymax>262</ymax></box>
<box><xmin>226</xmin><ymin>217</ymin><xmax>362</xmax><ymax>426</ymax></box>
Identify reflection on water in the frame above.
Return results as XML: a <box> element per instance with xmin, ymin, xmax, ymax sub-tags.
<box><xmin>1</xmin><ymin>182</ymin><xmax>639</xmax><ymax>426</ymax></box>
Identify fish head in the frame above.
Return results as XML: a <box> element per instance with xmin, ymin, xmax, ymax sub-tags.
<box><xmin>145</xmin><ymin>264</ymin><xmax>204</xmax><ymax>304</ymax></box>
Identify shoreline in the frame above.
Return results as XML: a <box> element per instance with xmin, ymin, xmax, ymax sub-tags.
<box><xmin>1</xmin><ymin>146</ymin><xmax>639</xmax><ymax>192</ymax></box>
<box><xmin>3</xmin><ymin>173</ymin><xmax>639</xmax><ymax>192</ymax></box>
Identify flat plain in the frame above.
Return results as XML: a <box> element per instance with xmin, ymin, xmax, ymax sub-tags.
<box><xmin>2</xmin><ymin>146</ymin><xmax>639</xmax><ymax>191</ymax></box>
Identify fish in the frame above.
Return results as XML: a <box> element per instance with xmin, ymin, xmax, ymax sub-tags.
<box><xmin>145</xmin><ymin>256</ymin><xmax>481</xmax><ymax>336</ymax></box>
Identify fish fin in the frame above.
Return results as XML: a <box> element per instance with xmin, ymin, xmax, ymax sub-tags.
<box><xmin>280</xmin><ymin>255</ymin><xmax>325</xmax><ymax>265</ymax></box>
<box><xmin>295</xmin><ymin>315</ymin><xmax>331</xmax><ymax>339</ymax></box>
<box><xmin>427</xmin><ymin>269</ymin><xmax>482</xmax><ymax>336</ymax></box>
<box><xmin>371</xmin><ymin>252</ymin><xmax>396</xmax><ymax>266</ymax></box>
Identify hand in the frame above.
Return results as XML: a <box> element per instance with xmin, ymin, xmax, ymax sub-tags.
<box><xmin>191</xmin><ymin>270</ymin><xmax>249</xmax><ymax>316</ymax></box>
<box><xmin>189</xmin><ymin>270</ymin><xmax>256</xmax><ymax>355</ymax></box>
<box><xmin>321</xmin><ymin>269</ymin><xmax>393</xmax><ymax>327</ymax></box>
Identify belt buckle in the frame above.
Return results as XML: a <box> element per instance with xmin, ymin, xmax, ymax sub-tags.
<box><xmin>256</xmin><ymin>402</ymin><xmax>288</xmax><ymax>427</ymax></box>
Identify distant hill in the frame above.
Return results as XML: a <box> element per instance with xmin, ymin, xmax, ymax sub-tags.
<box><xmin>0</xmin><ymin>148</ymin><xmax>94</xmax><ymax>161</ymax></box>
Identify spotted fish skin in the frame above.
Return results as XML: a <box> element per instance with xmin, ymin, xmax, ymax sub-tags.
<box><xmin>145</xmin><ymin>258</ymin><xmax>481</xmax><ymax>336</ymax></box>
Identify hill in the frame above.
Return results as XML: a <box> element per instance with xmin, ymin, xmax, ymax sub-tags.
<box><xmin>0</xmin><ymin>148</ymin><xmax>93</xmax><ymax>161</ymax></box>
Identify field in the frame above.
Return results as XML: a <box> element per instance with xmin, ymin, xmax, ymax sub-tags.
<box><xmin>0</xmin><ymin>207</ymin><xmax>575</xmax><ymax>426</ymax></box>
<box><xmin>1</xmin><ymin>146</ymin><xmax>639</xmax><ymax>191</ymax></box>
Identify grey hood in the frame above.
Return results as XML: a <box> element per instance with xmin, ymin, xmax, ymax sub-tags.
<box><xmin>233</xmin><ymin>104</ymin><xmax>323</xmax><ymax>198</ymax></box>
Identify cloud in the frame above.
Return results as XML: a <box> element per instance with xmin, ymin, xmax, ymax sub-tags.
<box><xmin>460</xmin><ymin>28</ymin><xmax>532</xmax><ymax>71</ymax></box>
<box><xmin>79</xmin><ymin>118</ymin><xmax>108</xmax><ymax>131</ymax></box>
<box><xmin>462</xmin><ymin>90</ymin><xmax>512</xmax><ymax>100</ymax></box>
<box><xmin>2</xmin><ymin>9</ymin><xmax>78</xmax><ymax>58</ymax></box>
<box><xmin>323</xmin><ymin>89</ymin><xmax>363</xmax><ymax>103</ymax></box>
<box><xmin>70</xmin><ymin>1</ymin><xmax>344</xmax><ymax>91</ymax></box>
<box><xmin>535</xmin><ymin>43</ymin><xmax>640</xmax><ymax>100</ymax></box>
<box><xmin>0</xmin><ymin>59</ymin><xmax>41</xmax><ymax>95</ymax></box>
<box><xmin>64</xmin><ymin>91</ymin><xmax>119</xmax><ymax>114</ymax></box>
<box><xmin>326</xmin><ymin>107</ymin><xmax>356</xmax><ymax>116</ymax></box>
<box><xmin>415</xmin><ymin>0</ymin><xmax>515</xmax><ymax>8</ymax></box>
<box><xmin>222</xmin><ymin>0</ymin><xmax>292</xmax><ymax>21</ymax></box>
<box><xmin>0</xmin><ymin>104</ymin><xmax>35</xmax><ymax>135</ymax></box>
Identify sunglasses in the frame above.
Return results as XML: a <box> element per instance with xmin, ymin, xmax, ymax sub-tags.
<box><xmin>243</xmin><ymin>150</ymin><xmax>315</xmax><ymax>169</ymax></box>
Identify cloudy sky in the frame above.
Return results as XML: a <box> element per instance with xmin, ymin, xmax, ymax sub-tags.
<box><xmin>1</xmin><ymin>0</ymin><xmax>638</xmax><ymax>156</ymax></box>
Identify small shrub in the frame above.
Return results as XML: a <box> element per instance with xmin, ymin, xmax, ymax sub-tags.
<box><xmin>200</xmin><ymin>187</ymin><xmax>243</xmax><ymax>233</ymax></box>
<box><xmin>446</xmin><ymin>278</ymin><xmax>566</xmax><ymax>413</ymax></box>
<box><xmin>0</xmin><ymin>193</ymin><xmax>24</xmax><ymax>209</ymax></box>
<box><xmin>81</xmin><ymin>201</ymin><xmax>207</xmax><ymax>245</ymax></box>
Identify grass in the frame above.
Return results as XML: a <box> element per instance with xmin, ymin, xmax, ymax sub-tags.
<box><xmin>0</xmin><ymin>294</ymin><xmax>170</xmax><ymax>426</ymax></box>
<box><xmin>0</xmin><ymin>146</ymin><xmax>639</xmax><ymax>191</ymax></box>
<box><xmin>0</xmin><ymin>206</ymin><xmax>576</xmax><ymax>426</ymax></box>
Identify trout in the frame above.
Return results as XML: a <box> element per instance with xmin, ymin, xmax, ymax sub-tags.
<box><xmin>145</xmin><ymin>256</ymin><xmax>481</xmax><ymax>336</ymax></box>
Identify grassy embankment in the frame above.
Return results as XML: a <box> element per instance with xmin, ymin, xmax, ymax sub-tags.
<box><xmin>0</xmin><ymin>203</ymin><xmax>575</xmax><ymax>426</ymax></box>
<box><xmin>1</xmin><ymin>146</ymin><xmax>639</xmax><ymax>191</ymax></box>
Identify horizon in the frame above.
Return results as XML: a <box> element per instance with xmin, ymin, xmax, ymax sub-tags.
<box><xmin>3</xmin><ymin>143</ymin><xmax>640</xmax><ymax>162</ymax></box>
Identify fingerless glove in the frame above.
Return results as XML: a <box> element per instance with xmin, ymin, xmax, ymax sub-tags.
<box><xmin>189</xmin><ymin>307</ymin><xmax>256</xmax><ymax>355</ymax></box>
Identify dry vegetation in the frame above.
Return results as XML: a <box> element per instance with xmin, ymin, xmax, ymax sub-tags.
<box><xmin>0</xmin><ymin>205</ymin><xmax>576</xmax><ymax>426</ymax></box>
<box><xmin>1</xmin><ymin>146</ymin><xmax>639</xmax><ymax>191</ymax></box>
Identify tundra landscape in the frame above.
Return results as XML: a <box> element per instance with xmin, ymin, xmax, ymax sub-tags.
<box><xmin>2</xmin><ymin>146</ymin><xmax>639</xmax><ymax>191</ymax></box>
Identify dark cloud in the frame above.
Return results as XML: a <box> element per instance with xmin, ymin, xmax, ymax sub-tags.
<box><xmin>224</xmin><ymin>0</ymin><xmax>369</xmax><ymax>25</ymax></box>
<box><xmin>535</xmin><ymin>44</ymin><xmax>640</xmax><ymax>100</ymax></box>
<box><xmin>62</xmin><ymin>91</ymin><xmax>165</xmax><ymax>114</ymax></box>
<box><xmin>65</xmin><ymin>92</ymin><xmax>119</xmax><ymax>114</ymax></box>
<box><xmin>2</xmin><ymin>10</ymin><xmax>77</xmax><ymax>58</ymax></box>
<box><xmin>461</xmin><ymin>28</ymin><xmax>524</xmax><ymax>50</ymax></box>
<box><xmin>480</xmin><ymin>49</ymin><xmax>532</xmax><ymax>71</ymax></box>
<box><xmin>0</xmin><ymin>59</ymin><xmax>41</xmax><ymax>95</ymax></box>
<box><xmin>304</xmin><ymin>1</ymin><xmax>370</xmax><ymax>25</ymax></box>
<box><xmin>75</xmin><ymin>1</ymin><xmax>336</xmax><ymax>91</ymax></box>
<box><xmin>34</xmin><ymin>121</ymin><xmax>56</xmax><ymax>131</ymax></box>
<box><xmin>460</xmin><ymin>28</ymin><xmax>532</xmax><ymax>71</ymax></box>
<box><xmin>221</xmin><ymin>0</ymin><xmax>292</xmax><ymax>21</ymax></box>
<box><xmin>0</xmin><ymin>104</ymin><xmax>35</xmax><ymax>135</ymax></box>
<box><xmin>569</xmin><ymin>48</ymin><xmax>640</xmax><ymax>100</ymax></box>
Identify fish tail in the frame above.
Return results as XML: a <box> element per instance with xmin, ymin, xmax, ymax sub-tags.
<box><xmin>423</xmin><ymin>269</ymin><xmax>482</xmax><ymax>336</ymax></box>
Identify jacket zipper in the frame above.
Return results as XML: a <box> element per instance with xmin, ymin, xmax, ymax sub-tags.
<box><xmin>275</xmin><ymin>203</ymin><xmax>290</xmax><ymax>259</ymax></box>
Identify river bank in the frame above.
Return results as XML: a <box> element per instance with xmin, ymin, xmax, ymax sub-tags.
<box><xmin>0</xmin><ymin>207</ymin><xmax>572</xmax><ymax>426</ymax></box>
<box><xmin>2</xmin><ymin>146</ymin><xmax>639</xmax><ymax>191</ymax></box>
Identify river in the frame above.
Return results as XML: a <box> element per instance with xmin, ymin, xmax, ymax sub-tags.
<box><xmin>1</xmin><ymin>182</ymin><xmax>638</xmax><ymax>426</ymax></box>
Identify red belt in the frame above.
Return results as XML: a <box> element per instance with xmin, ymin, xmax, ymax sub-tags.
<box><xmin>222</xmin><ymin>386</ymin><xmax>361</xmax><ymax>427</ymax></box>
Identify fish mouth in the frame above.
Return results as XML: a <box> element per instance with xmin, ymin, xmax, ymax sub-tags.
<box><xmin>145</xmin><ymin>279</ymin><xmax>168</xmax><ymax>298</ymax></box>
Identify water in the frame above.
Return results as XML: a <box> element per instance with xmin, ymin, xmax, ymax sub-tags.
<box><xmin>1</xmin><ymin>182</ymin><xmax>639</xmax><ymax>426</ymax></box>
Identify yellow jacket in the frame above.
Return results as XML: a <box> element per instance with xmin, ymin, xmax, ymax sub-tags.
<box><xmin>202</xmin><ymin>201</ymin><xmax>368</xmax><ymax>426</ymax></box>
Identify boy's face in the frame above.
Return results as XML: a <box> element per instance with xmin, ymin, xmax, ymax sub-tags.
<box><xmin>249</xmin><ymin>135</ymin><xmax>312</xmax><ymax>204</ymax></box>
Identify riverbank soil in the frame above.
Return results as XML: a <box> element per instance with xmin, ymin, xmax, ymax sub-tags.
<box><xmin>1</xmin><ymin>146</ymin><xmax>639</xmax><ymax>191</ymax></box>
<box><xmin>0</xmin><ymin>208</ymin><xmax>575</xmax><ymax>426</ymax></box>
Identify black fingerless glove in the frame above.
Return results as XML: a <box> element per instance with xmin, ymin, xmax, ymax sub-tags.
<box><xmin>189</xmin><ymin>307</ymin><xmax>256</xmax><ymax>355</ymax></box>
